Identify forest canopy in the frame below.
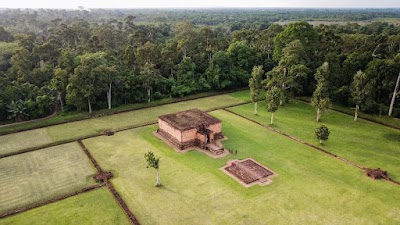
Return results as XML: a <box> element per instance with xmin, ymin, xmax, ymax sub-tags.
<box><xmin>1</xmin><ymin>8</ymin><xmax>400</xmax><ymax>122</ymax></box>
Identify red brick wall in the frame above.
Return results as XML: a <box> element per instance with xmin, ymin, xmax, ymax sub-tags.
<box><xmin>158</xmin><ymin>119</ymin><xmax>182</xmax><ymax>142</ymax></box>
<box><xmin>158</xmin><ymin>119</ymin><xmax>222</xmax><ymax>150</ymax></box>
<box><xmin>208</xmin><ymin>122</ymin><xmax>222</xmax><ymax>142</ymax></box>
<box><xmin>182</xmin><ymin>129</ymin><xmax>197</xmax><ymax>142</ymax></box>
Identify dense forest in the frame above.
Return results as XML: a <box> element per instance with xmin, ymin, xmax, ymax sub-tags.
<box><xmin>0</xmin><ymin>8</ymin><xmax>400</xmax><ymax>123</ymax></box>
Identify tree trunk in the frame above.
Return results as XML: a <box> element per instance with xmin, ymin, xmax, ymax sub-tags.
<box><xmin>270</xmin><ymin>112</ymin><xmax>274</xmax><ymax>125</ymax></box>
<box><xmin>107</xmin><ymin>83</ymin><xmax>112</xmax><ymax>109</ymax></box>
<box><xmin>254</xmin><ymin>102</ymin><xmax>258</xmax><ymax>115</ymax></box>
<box><xmin>388</xmin><ymin>73</ymin><xmax>400</xmax><ymax>116</ymax></box>
<box><xmin>147</xmin><ymin>88</ymin><xmax>151</xmax><ymax>103</ymax></box>
<box><xmin>87</xmin><ymin>96</ymin><xmax>92</xmax><ymax>114</ymax></box>
<box><xmin>58</xmin><ymin>92</ymin><xmax>64</xmax><ymax>112</ymax></box>
<box><xmin>316</xmin><ymin>108</ymin><xmax>321</xmax><ymax>122</ymax></box>
<box><xmin>182</xmin><ymin>48</ymin><xmax>187</xmax><ymax>59</ymax></box>
<box><xmin>156</xmin><ymin>168</ymin><xmax>160</xmax><ymax>186</ymax></box>
<box><xmin>354</xmin><ymin>104</ymin><xmax>359</xmax><ymax>122</ymax></box>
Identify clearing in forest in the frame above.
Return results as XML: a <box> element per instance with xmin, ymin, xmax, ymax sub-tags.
<box><xmin>81</xmin><ymin>110</ymin><xmax>400</xmax><ymax>225</ymax></box>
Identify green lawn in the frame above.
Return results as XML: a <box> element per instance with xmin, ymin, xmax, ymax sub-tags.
<box><xmin>0</xmin><ymin>188</ymin><xmax>131</xmax><ymax>225</ymax></box>
<box><xmin>229</xmin><ymin>100</ymin><xmax>400</xmax><ymax>181</ymax></box>
<box><xmin>83</xmin><ymin>110</ymin><xmax>400</xmax><ymax>225</ymax></box>
<box><xmin>0</xmin><ymin>91</ymin><xmax>248</xmax><ymax>157</ymax></box>
<box><xmin>297</xmin><ymin>96</ymin><xmax>400</xmax><ymax>129</ymax></box>
<box><xmin>0</xmin><ymin>142</ymin><xmax>97</xmax><ymax>215</ymax></box>
<box><xmin>0</xmin><ymin>89</ymin><xmax>246</xmax><ymax>135</ymax></box>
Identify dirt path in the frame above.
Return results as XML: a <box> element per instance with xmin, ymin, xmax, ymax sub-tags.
<box><xmin>222</xmin><ymin>109</ymin><xmax>400</xmax><ymax>187</ymax></box>
<box><xmin>0</xmin><ymin>109</ymin><xmax>58</xmax><ymax>128</ymax></box>
<box><xmin>77</xmin><ymin>140</ymin><xmax>140</xmax><ymax>225</ymax></box>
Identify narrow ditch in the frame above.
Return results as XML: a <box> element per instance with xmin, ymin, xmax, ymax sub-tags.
<box><xmin>77</xmin><ymin>140</ymin><xmax>140</xmax><ymax>225</ymax></box>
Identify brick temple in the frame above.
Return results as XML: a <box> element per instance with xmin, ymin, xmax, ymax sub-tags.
<box><xmin>157</xmin><ymin>109</ymin><xmax>224</xmax><ymax>151</ymax></box>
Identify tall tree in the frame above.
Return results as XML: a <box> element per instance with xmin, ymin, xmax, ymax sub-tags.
<box><xmin>274</xmin><ymin>21</ymin><xmax>318</xmax><ymax>62</ymax></box>
<box><xmin>66</xmin><ymin>52</ymin><xmax>108</xmax><ymax>113</ymax></box>
<box><xmin>268</xmin><ymin>40</ymin><xmax>310</xmax><ymax>105</ymax></box>
<box><xmin>49</xmin><ymin>68</ymin><xmax>69</xmax><ymax>112</ymax></box>
<box><xmin>98</xmin><ymin>65</ymin><xmax>118</xmax><ymax>109</ymax></box>
<box><xmin>351</xmin><ymin>70</ymin><xmax>369</xmax><ymax>121</ymax></box>
<box><xmin>265</xmin><ymin>86</ymin><xmax>280</xmax><ymax>125</ymax></box>
<box><xmin>139</xmin><ymin>63</ymin><xmax>163</xmax><ymax>102</ymax></box>
<box><xmin>312</xmin><ymin>62</ymin><xmax>330</xmax><ymax>122</ymax></box>
<box><xmin>249</xmin><ymin>65</ymin><xmax>264</xmax><ymax>115</ymax></box>
<box><xmin>389</xmin><ymin>72</ymin><xmax>400</xmax><ymax>116</ymax></box>
<box><xmin>144</xmin><ymin>151</ymin><xmax>161</xmax><ymax>187</ymax></box>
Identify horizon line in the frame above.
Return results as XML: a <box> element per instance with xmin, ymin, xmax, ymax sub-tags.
<box><xmin>1</xmin><ymin>6</ymin><xmax>400</xmax><ymax>10</ymax></box>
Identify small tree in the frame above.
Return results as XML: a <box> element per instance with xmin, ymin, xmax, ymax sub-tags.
<box><xmin>351</xmin><ymin>70</ymin><xmax>369</xmax><ymax>121</ymax></box>
<box><xmin>265</xmin><ymin>86</ymin><xmax>280</xmax><ymax>125</ymax></box>
<box><xmin>7</xmin><ymin>99</ymin><xmax>28</xmax><ymax>122</ymax></box>
<box><xmin>315</xmin><ymin>125</ymin><xmax>330</xmax><ymax>144</ymax></box>
<box><xmin>249</xmin><ymin>65</ymin><xmax>264</xmax><ymax>115</ymax></box>
<box><xmin>312</xmin><ymin>62</ymin><xmax>330</xmax><ymax>122</ymax></box>
<box><xmin>144</xmin><ymin>151</ymin><xmax>161</xmax><ymax>186</ymax></box>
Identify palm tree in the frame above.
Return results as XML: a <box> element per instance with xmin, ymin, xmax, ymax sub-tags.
<box><xmin>7</xmin><ymin>99</ymin><xmax>28</xmax><ymax>122</ymax></box>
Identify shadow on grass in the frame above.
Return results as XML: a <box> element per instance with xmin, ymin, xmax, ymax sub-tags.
<box><xmin>383</xmin><ymin>133</ymin><xmax>400</xmax><ymax>142</ymax></box>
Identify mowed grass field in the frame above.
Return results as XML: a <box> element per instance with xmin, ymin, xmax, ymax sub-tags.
<box><xmin>229</xmin><ymin>100</ymin><xmax>400</xmax><ymax>180</ymax></box>
<box><xmin>83</xmin><ymin>110</ymin><xmax>400</xmax><ymax>225</ymax></box>
<box><xmin>0</xmin><ymin>188</ymin><xmax>131</xmax><ymax>225</ymax></box>
<box><xmin>0</xmin><ymin>91</ymin><xmax>248</xmax><ymax>157</ymax></box>
<box><xmin>0</xmin><ymin>142</ymin><xmax>97</xmax><ymax>215</ymax></box>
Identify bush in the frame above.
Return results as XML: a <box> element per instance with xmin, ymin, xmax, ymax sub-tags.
<box><xmin>315</xmin><ymin>125</ymin><xmax>330</xmax><ymax>144</ymax></box>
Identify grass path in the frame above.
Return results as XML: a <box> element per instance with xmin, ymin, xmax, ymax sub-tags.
<box><xmin>83</xmin><ymin>111</ymin><xmax>400</xmax><ymax>225</ymax></box>
<box><xmin>0</xmin><ymin>91</ymin><xmax>248</xmax><ymax>157</ymax></box>
<box><xmin>228</xmin><ymin>100</ymin><xmax>400</xmax><ymax>181</ymax></box>
<box><xmin>0</xmin><ymin>188</ymin><xmax>131</xmax><ymax>225</ymax></box>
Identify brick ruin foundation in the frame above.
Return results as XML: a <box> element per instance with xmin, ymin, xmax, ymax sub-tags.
<box><xmin>222</xmin><ymin>158</ymin><xmax>277</xmax><ymax>187</ymax></box>
<box><xmin>157</xmin><ymin>109</ymin><xmax>225</xmax><ymax>154</ymax></box>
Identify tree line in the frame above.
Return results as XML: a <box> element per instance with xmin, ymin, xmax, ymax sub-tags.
<box><xmin>1</xmin><ymin>10</ymin><xmax>400</xmax><ymax>122</ymax></box>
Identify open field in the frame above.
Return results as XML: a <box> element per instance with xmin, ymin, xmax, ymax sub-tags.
<box><xmin>0</xmin><ymin>188</ymin><xmax>131</xmax><ymax>225</ymax></box>
<box><xmin>83</xmin><ymin>110</ymin><xmax>400</xmax><ymax>225</ymax></box>
<box><xmin>0</xmin><ymin>142</ymin><xmax>97</xmax><ymax>215</ymax></box>
<box><xmin>297</xmin><ymin>97</ymin><xmax>400</xmax><ymax>129</ymax></box>
<box><xmin>228</xmin><ymin>100</ymin><xmax>400</xmax><ymax>181</ymax></box>
<box><xmin>0</xmin><ymin>91</ymin><xmax>248</xmax><ymax>157</ymax></box>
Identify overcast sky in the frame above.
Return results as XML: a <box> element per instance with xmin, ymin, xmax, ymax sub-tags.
<box><xmin>1</xmin><ymin>0</ymin><xmax>399</xmax><ymax>9</ymax></box>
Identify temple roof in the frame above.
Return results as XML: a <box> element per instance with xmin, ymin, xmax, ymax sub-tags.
<box><xmin>158</xmin><ymin>109</ymin><xmax>221</xmax><ymax>131</ymax></box>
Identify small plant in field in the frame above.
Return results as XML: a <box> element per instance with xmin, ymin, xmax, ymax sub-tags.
<box><xmin>144</xmin><ymin>151</ymin><xmax>161</xmax><ymax>187</ymax></box>
<box><xmin>315</xmin><ymin>125</ymin><xmax>330</xmax><ymax>144</ymax></box>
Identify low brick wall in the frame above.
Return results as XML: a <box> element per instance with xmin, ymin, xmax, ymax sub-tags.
<box><xmin>158</xmin><ymin>128</ymin><xmax>199</xmax><ymax>150</ymax></box>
